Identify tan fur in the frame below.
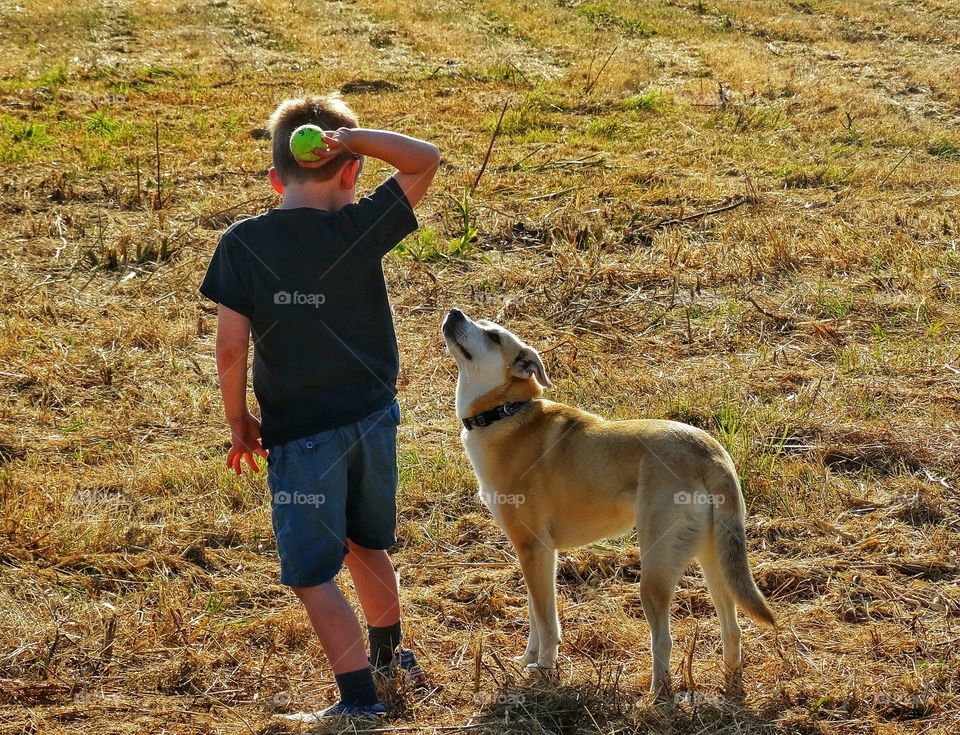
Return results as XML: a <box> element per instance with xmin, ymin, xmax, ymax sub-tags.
<box><xmin>441</xmin><ymin>310</ymin><xmax>775</xmax><ymax>698</ymax></box>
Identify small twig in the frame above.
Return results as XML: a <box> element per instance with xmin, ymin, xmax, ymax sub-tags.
<box><xmin>528</xmin><ymin>186</ymin><xmax>578</xmax><ymax>201</ymax></box>
<box><xmin>527</xmin><ymin>153</ymin><xmax>605</xmax><ymax>172</ymax></box>
<box><xmin>684</xmin><ymin>622</ymin><xmax>699</xmax><ymax>693</ymax></box>
<box><xmin>153</xmin><ymin>120</ymin><xmax>162</xmax><ymax>210</ymax></box>
<box><xmin>745</xmin><ymin>294</ymin><xmax>792</xmax><ymax>325</ymax></box>
<box><xmin>134</xmin><ymin>156</ymin><xmax>141</xmax><ymax>207</ymax></box>
<box><xmin>472</xmin><ymin>99</ymin><xmax>509</xmax><ymax>193</ymax></box>
<box><xmin>214</xmin><ymin>37</ymin><xmax>239</xmax><ymax>69</ymax></box>
<box><xmin>653</xmin><ymin>196</ymin><xmax>749</xmax><ymax>228</ymax></box>
<box><xmin>877</xmin><ymin>142</ymin><xmax>919</xmax><ymax>188</ymax></box>
<box><xmin>506</xmin><ymin>60</ymin><xmax>532</xmax><ymax>87</ymax></box>
<box><xmin>583</xmin><ymin>45</ymin><xmax>618</xmax><ymax>95</ymax></box>
<box><xmin>639</xmin><ymin>277</ymin><xmax>679</xmax><ymax>335</ymax></box>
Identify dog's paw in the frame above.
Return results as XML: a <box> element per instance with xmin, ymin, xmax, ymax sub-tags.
<box><xmin>525</xmin><ymin>662</ymin><xmax>560</xmax><ymax>683</ymax></box>
<box><xmin>649</xmin><ymin>676</ymin><xmax>673</xmax><ymax>703</ymax></box>
<box><xmin>723</xmin><ymin>666</ymin><xmax>744</xmax><ymax>700</ymax></box>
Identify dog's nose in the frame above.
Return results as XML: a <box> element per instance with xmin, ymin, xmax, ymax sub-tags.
<box><xmin>441</xmin><ymin>308</ymin><xmax>466</xmax><ymax>336</ymax></box>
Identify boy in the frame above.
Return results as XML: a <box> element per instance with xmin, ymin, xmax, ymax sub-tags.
<box><xmin>199</xmin><ymin>94</ymin><xmax>439</xmax><ymax>722</ymax></box>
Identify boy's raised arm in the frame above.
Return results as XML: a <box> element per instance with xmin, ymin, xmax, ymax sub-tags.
<box><xmin>328</xmin><ymin>128</ymin><xmax>440</xmax><ymax>208</ymax></box>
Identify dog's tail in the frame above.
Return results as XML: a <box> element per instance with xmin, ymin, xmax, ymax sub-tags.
<box><xmin>710</xmin><ymin>465</ymin><xmax>776</xmax><ymax>628</ymax></box>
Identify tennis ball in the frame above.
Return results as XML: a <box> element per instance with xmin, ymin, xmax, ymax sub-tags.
<box><xmin>289</xmin><ymin>124</ymin><xmax>327</xmax><ymax>161</ymax></box>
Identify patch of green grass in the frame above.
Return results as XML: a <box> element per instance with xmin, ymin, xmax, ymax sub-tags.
<box><xmin>86</xmin><ymin>109</ymin><xmax>124</xmax><ymax>139</ymax></box>
<box><xmin>98</xmin><ymin>63</ymin><xmax>180</xmax><ymax>93</ymax></box>
<box><xmin>777</xmin><ymin>163</ymin><xmax>853</xmax><ymax>189</ymax></box>
<box><xmin>489</xmin><ymin>105</ymin><xmax>562</xmax><ymax>139</ymax></box>
<box><xmin>928</xmin><ymin>135</ymin><xmax>960</xmax><ymax>159</ymax></box>
<box><xmin>392</xmin><ymin>228</ymin><xmax>449</xmax><ymax>262</ymax></box>
<box><xmin>623</xmin><ymin>90</ymin><xmax>665</xmax><ymax>112</ymax></box>
<box><xmin>393</xmin><ymin>194</ymin><xmax>479</xmax><ymax>261</ymax></box>
<box><xmin>585</xmin><ymin>116</ymin><xmax>622</xmax><ymax>139</ymax></box>
<box><xmin>481</xmin><ymin>9</ymin><xmax>525</xmax><ymax>39</ymax></box>
<box><xmin>577</xmin><ymin>2</ymin><xmax>656</xmax><ymax>37</ymax></box>
<box><xmin>0</xmin><ymin>117</ymin><xmax>51</xmax><ymax>163</ymax></box>
<box><xmin>37</xmin><ymin>64</ymin><xmax>68</xmax><ymax>87</ymax></box>
<box><xmin>814</xmin><ymin>281</ymin><xmax>854</xmax><ymax>318</ymax></box>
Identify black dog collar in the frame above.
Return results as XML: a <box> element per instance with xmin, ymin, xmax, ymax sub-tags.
<box><xmin>462</xmin><ymin>400</ymin><xmax>530</xmax><ymax>431</ymax></box>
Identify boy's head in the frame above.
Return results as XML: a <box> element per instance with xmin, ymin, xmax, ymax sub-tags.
<box><xmin>267</xmin><ymin>94</ymin><xmax>360</xmax><ymax>187</ymax></box>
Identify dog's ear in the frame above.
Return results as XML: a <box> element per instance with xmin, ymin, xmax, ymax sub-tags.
<box><xmin>511</xmin><ymin>347</ymin><xmax>552</xmax><ymax>388</ymax></box>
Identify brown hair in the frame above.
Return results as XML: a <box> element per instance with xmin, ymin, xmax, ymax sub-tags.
<box><xmin>267</xmin><ymin>94</ymin><xmax>360</xmax><ymax>185</ymax></box>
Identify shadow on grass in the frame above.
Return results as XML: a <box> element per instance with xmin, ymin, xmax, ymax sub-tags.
<box><xmin>258</xmin><ymin>674</ymin><xmax>801</xmax><ymax>735</ymax></box>
<box><xmin>467</xmin><ymin>678</ymin><xmax>801</xmax><ymax>735</ymax></box>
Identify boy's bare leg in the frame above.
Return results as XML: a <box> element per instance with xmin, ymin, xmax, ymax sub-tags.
<box><xmin>344</xmin><ymin>540</ymin><xmax>400</xmax><ymax>626</ymax></box>
<box><xmin>293</xmin><ymin>582</ymin><xmax>370</xmax><ymax>674</ymax></box>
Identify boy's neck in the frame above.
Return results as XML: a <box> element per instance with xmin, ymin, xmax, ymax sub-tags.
<box><xmin>277</xmin><ymin>182</ymin><xmax>355</xmax><ymax>212</ymax></box>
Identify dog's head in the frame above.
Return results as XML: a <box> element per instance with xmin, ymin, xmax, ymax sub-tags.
<box><xmin>441</xmin><ymin>309</ymin><xmax>551</xmax><ymax>418</ymax></box>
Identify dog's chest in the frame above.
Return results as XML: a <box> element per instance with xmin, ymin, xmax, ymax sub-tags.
<box><xmin>461</xmin><ymin>432</ymin><xmax>509</xmax><ymax>514</ymax></box>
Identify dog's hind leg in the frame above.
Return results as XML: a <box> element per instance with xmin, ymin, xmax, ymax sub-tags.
<box><xmin>638</xmin><ymin>508</ymin><xmax>703</xmax><ymax>699</ymax></box>
<box><xmin>698</xmin><ymin>544</ymin><xmax>743</xmax><ymax>696</ymax></box>
<box><xmin>516</xmin><ymin>540</ymin><xmax>560</xmax><ymax>674</ymax></box>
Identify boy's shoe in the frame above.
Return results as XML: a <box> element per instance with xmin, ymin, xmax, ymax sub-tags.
<box><xmin>278</xmin><ymin>701</ymin><xmax>387</xmax><ymax>726</ymax></box>
<box><xmin>373</xmin><ymin>649</ymin><xmax>428</xmax><ymax>688</ymax></box>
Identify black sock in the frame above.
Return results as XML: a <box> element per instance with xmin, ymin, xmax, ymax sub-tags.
<box><xmin>368</xmin><ymin>621</ymin><xmax>402</xmax><ymax>668</ymax></box>
<box><xmin>334</xmin><ymin>667</ymin><xmax>379</xmax><ymax>707</ymax></box>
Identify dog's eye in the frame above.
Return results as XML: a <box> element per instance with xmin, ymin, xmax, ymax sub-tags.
<box><xmin>487</xmin><ymin>331</ymin><xmax>501</xmax><ymax>344</ymax></box>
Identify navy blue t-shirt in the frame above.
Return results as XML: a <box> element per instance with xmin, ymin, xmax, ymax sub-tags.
<box><xmin>199</xmin><ymin>176</ymin><xmax>418</xmax><ymax>448</ymax></box>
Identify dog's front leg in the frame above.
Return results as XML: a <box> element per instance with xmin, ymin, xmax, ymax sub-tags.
<box><xmin>516</xmin><ymin>541</ymin><xmax>559</xmax><ymax>675</ymax></box>
<box><xmin>522</xmin><ymin>590</ymin><xmax>541</xmax><ymax>666</ymax></box>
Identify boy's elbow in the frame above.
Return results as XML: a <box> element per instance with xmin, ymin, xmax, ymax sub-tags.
<box><xmin>424</xmin><ymin>143</ymin><xmax>440</xmax><ymax>168</ymax></box>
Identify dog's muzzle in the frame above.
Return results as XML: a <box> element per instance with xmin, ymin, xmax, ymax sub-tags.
<box><xmin>441</xmin><ymin>308</ymin><xmax>466</xmax><ymax>337</ymax></box>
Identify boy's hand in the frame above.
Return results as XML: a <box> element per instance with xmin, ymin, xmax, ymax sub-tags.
<box><xmin>227</xmin><ymin>411</ymin><xmax>268</xmax><ymax>474</ymax></box>
<box><xmin>295</xmin><ymin>129</ymin><xmax>354</xmax><ymax>169</ymax></box>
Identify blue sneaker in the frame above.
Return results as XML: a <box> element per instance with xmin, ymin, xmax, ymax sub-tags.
<box><xmin>279</xmin><ymin>701</ymin><xmax>387</xmax><ymax>727</ymax></box>
<box><xmin>373</xmin><ymin>649</ymin><xmax>428</xmax><ymax>688</ymax></box>
<box><xmin>319</xmin><ymin>701</ymin><xmax>388</xmax><ymax>719</ymax></box>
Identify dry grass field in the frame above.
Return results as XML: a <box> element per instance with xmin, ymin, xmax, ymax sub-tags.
<box><xmin>1</xmin><ymin>0</ymin><xmax>959</xmax><ymax>732</ymax></box>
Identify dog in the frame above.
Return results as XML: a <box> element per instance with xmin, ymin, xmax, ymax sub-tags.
<box><xmin>440</xmin><ymin>308</ymin><xmax>775</xmax><ymax>697</ymax></box>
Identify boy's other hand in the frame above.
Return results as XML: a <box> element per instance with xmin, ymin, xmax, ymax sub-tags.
<box><xmin>227</xmin><ymin>411</ymin><xmax>268</xmax><ymax>474</ymax></box>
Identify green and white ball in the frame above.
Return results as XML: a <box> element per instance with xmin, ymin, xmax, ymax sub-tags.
<box><xmin>289</xmin><ymin>124</ymin><xmax>327</xmax><ymax>161</ymax></box>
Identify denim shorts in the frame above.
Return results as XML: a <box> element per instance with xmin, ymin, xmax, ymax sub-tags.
<box><xmin>266</xmin><ymin>399</ymin><xmax>401</xmax><ymax>587</ymax></box>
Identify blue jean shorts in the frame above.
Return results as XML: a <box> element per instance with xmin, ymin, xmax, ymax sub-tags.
<box><xmin>266</xmin><ymin>399</ymin><xmax>401</xmax><ymax>587</ymax></box>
